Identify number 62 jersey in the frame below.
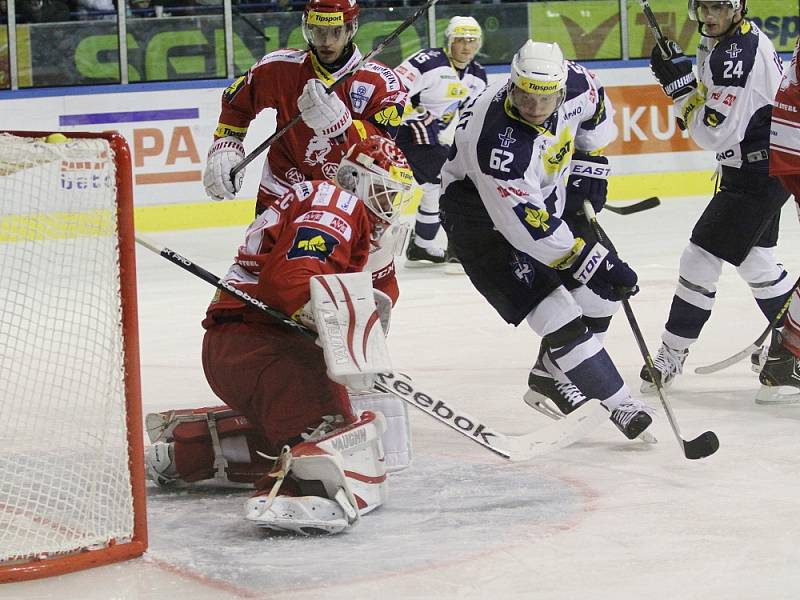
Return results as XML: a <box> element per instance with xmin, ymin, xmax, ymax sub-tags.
<box><xmin>440</xmin><ymin>63</ymin><xmax>617</xmax><ymax>269</ymax></box>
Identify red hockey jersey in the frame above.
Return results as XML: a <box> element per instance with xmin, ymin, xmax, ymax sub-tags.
<box><xmin>771</xmin><ymin>38</ymin><xmax>800</xmax><ymax>178</ymax></box>
<box><xmin>204</xmin><ymin>180</ymin><xmax>374</xmax><ymax>326</ymax></box>
<box><xmin>215</xmin><ymin>47</ymin><xmax>407</xmax><ymax>208</ymax></box>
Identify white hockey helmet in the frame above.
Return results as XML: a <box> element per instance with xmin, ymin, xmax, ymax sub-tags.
<box><xmin>335</xmin><ymin>136</ymin><xmax>415</xmax><ymax>241</ymax></box>
<box><xmin>509</xmin><ymin>40</ymin><xmax>568</xmax><ymax>96</ymax></box>
<box><xmin>687</xmin><ymin>0</ymin><xmax>747</xmax><ymax>22</ymax></box>
<box><xmin>445</xmin><ymin>16</ymin><xmax>482</xmax><ymax>53</ymax></box>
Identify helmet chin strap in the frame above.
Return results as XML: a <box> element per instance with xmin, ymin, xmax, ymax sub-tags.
<box><xmin>312</xmin><ymin>42</ymin><xmax>356</xmax><ymax>71</ymax></box>
<box><xmin>697</xmin><ymin>10</ymin><xmax>744</xmax><ymax>38</ymax></box>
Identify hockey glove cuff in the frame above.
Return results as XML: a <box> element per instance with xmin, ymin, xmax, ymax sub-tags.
<box><xmin>570</xmin><ymin>241</ymin><xmax>639</xmax><ymax>302</ymax></box>
<box><xmin>298</xmin><ymin>79</ymin><xmax>353</xmax><ymax>139</ymax></box>
<box><xmin>406</xmin><ymin>112</ymin><xmax>443</xmax><ymax>146</ymax></box>
<box><xmin>565</xmin><ymin>153</ymin><xmax>610</xmax><ymax>215</ymax></box>
<box><xmin>203</xmin><ymin>136</ymin><xmax>245</xmax><ymax>201</ymax></box>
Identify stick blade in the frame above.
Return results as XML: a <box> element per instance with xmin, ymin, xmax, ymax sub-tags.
<box><xmin>694</xmin><ymin>344</ymin><xmax>758</xmax><ymax>374</ymax></box>
<box><xmin>605</xmin><ymin>197</ymin><xmax>661</xmax><ymax>215</ymax></box>
<box><xmin>683</xmin><ymin>431</ymin><xmax>720</xmax><ymax>460</ymax></box>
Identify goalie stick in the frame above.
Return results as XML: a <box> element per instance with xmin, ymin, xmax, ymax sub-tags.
<box><xmin>135</xmin><ymin>235</ymin><xmax>605</xmax><ymax>461</ymax></box>
<box><xmin>605</xmin><ymin>197</ymin><xmax>660</xmax><ymax>216</ymax></box>
<box><xmin>374</xmin><ymin>372</ymin><xmax>608</xmax><ymax>461</ymax></box>
<box><xmin>583</xmin><ymin>201</ymin><xmax>719</xmax><ymax>460</ymax></box>
<box><xmin>229</xmin><ymin>0</ymin><xmax>439</xmax><ymax>183</ymax></box>
<box><xmin>524</xmin><ymin>391</ymin><xmax>658</xmax><ymax>444</ymax></box>
<box><xmin>694</xmin><ymin>275</ymin><xmax>800</xmax><ymax>374</ymax></box>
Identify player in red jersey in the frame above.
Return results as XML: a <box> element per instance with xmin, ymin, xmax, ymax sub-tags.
<box><xmin>147</xmin><ymin>136</ymin><xmax>416</xmax><ymax>534</ymax></box>
<box><xmin>203</xmin><ymin>0</ymin><xmax>408</xmax><ymax>303</ymax></box>
<box><xmin>755</xmin><ymin>37</ymin><xmax>800</xmax><ymax>404</ymax></box>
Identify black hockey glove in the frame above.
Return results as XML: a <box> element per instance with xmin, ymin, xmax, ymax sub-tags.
<box><xmin>570</xmin><ymin>240</ymin><xmax>638</xmax><ymax>301</ymax></box>
<box><xmin>650</xmin><ymin>40</ymin><xmax>697</xmax><ymax>101</ymax></box>
<box><xmin>565</xmin><ymin>153</ymin><xmax>610</xmax><ymax>216</ymax></box>
<box><xmin>406</xmin><ymin>113</ymin><xmax>443</xmax><ymax>146</ymax></box>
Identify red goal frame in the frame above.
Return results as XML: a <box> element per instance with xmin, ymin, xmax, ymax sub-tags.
<box><xmin>0</xmin><ymin>131</ymin><xmax>147</xmax><ymax>582</ymax></box>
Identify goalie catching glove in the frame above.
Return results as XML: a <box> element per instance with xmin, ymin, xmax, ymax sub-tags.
<box><xmin>298</xmin><ymin>79</ymin><xmax>353</xmax><ymax>139</ymax></box>
<box><xmin>567</xmin><ymin>240</ymin><xmax>638</xmax><ymax>302</ymax></box>
<box><xmin>203</xmin><ymin>136</ymin><xmax>245</xmax><ymax>201</ymax></box>
<box><xmin>650</xmin><ymin>40</ymin><xmax>697</xmax><ymax>101</ymax></box>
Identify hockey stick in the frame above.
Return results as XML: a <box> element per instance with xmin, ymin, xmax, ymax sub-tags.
<box><xmin>229</xmin><ymin>0</ymin><xmax>439</xmax><ymax>184</ymax></box>
<box><xmin>524</xmin><ymin>391</ymin><xmax>659</xmax><ymax>444</ymax></box>
<box><xmin>135</xmin><ymin>235</ymin><xmax>603</xmax><ymax>460</ymax></box>
<box><xmin>583</xmin><ymin>201</ymin><xmax>720</xmax><ymax>460</ymax></box>
<box><xmin>374</xmin><ymin>372</ymin><xmax>608</xmax><ymax>461</ymax></box>
<box><xmin>604</xmin><ymin>197</ymin><xmax>660</xmax><ymax>216</ymax></box>
<box><xmin>694</xmin><ymin>276</ymin><xmax>800</xmax><ymax>374</ymax></box>
<box><xmin>638</xmin><ymin>0</ymin><xmax>688</xmax><ymax>131</ymax></box>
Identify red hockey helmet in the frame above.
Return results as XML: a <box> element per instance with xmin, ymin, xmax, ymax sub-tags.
<box><xmin>336</xmin><ymin>135</ymin><xmax>414</xmax><ymax>241</ymax></box>
<box><xmin>303</xmin><ymin>0</ymin><xmax>360</xmax><ymax>48</ymax></box>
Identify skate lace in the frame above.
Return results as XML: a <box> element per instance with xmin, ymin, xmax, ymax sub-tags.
<box><xmin>612</xmin><ymin>400</ymin><xmax>655</xmax><ymax>428</ymax></box>
<box><xmin>302</xmin><ymin>414</ymin><xmax>344</xmax><ymax>442</ymax></box>
<box><xmin>554</xmin><ymin>381</ymin><xmax>585</xmax><ymax>407</ymax></box>
<box><xmin>653</xmin><ymin>345</ymin><xmax>686</xmax><ymax>377</ymax></box>
<box><xmin>253</xmin><ymin>445</ymin><xmax>293</xmax><ymax>510</ymax></box>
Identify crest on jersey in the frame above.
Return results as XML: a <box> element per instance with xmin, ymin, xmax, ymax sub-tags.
<box><xmin>510</xmin><ymin>251</ymin><xmax>535</xmax><ymax>287</ymax></box>
<box><xmin>305</xmin><ymin>136</ymin><xmax>333</xmax><ymax>167</ymax></box>
<box><xmin>288</xmin><ymin>226</ymin><xmax>340</xmax><ymax>261</ymax></box>
<box><xmin>286</xmin><ymin>168</ymin><xmax>306</xmax><ymax>184</ymax></box>
<box><xmin>350</xmin><ymin>81</ymin><xmax>375</xmax><ymax>114</ymax></box>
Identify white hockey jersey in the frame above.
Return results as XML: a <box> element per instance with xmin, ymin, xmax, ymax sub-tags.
<box><xmin>440</xmin><ymin>63</ymin><xmax>617</xmax><ymax>269</ymax></box>
<box><xmin>676</xmin><ymin>20</ymin><xmax>783</xmax><ymax>172</ymax></box>
<box><xmin>395</xmin><ymin>48</ymin><xmax>487</xmax><ymax>138</ymax></box>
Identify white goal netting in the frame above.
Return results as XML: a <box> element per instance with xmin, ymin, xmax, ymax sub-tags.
<box><xmin>0</xmin><ymin>133</ymin><xmax>138</xmax><ymax>566</ymax></box>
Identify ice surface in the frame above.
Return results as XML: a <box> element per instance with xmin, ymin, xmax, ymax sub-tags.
<box><xmin>5</xmin><ymin>195</ymin><xmax>800</xmax><ymax>600</ymax></box>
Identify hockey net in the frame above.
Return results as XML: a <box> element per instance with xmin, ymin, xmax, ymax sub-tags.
<box><xmin>0</xmin><ymin>131</ymin><xmax>147</xmax><ymax>582</ymax></box>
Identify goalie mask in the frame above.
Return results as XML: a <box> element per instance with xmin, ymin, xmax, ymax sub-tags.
<box><xmin>445</xmin><ymin>16</ymin><xmax>482</xmax><ymax>68</ymax></box>
<box><xmin>687</xmin><ymin>0</ymin><xmax>746</xmax><ymax>38</ymax></box>
<box><xmin>302</xmin><ymin>0</ymin><xmax>360</xmax><ymax>62</ymax></box>
<box><xmin>507</xmin><ymin>40</ymin><xmax>568</xmax><ymax>126</ymax></box>
<box><xmin>335</xmin><ymin>136</ymin><xmax>414</xmax><ymax>243</ymax></box>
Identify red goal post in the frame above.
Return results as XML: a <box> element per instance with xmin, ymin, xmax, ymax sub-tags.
<box><xmin>0</xmin><ymin>131</ymin><xmax>147</xmax><ymax>582</ymax></box>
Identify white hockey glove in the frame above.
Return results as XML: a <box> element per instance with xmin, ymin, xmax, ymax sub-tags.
<box><xmin>297</xmin><ymin>79</ymin><xmax>352</xmax><ymax>139</ymax></box>
<box><xmin>203</xmin><ymin>136</ymin><xmax>245</xmax><ymax>201</ymax></box>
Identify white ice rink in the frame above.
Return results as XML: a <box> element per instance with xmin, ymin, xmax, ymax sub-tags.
<box><xmin>5</xmin><ymin>195</ymin><xmax>800</xmax><ymax>600</ymax></box>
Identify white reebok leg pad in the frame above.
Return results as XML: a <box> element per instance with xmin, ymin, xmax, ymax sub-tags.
<box><xmin>350</xmin><ymin>391</ymin><xmax>412</xmax><ymax>472</ymax></box>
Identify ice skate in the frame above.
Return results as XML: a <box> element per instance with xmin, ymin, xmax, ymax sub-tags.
<box><xmin>606</xmin><ymin>398</ymin><xmax>655</xmax><ymax>440</ymax></box>
<box><xmin>755</xmin><ymin>338</ymin><xmax>800</xmax><ymax>405</ymax></box>
<box><xmin>640</xmin><ymin>343</ymin><xmax>688</xmax><ymax>393</ymax></box>
<box><xmin>526</xmin><ymin>359</ymin><xmax>588</xmax><ymax>416</ymax></box>
<box><xmin>405</xmin><ymin>232</ymin><xmax>446</xmax><ymax>267</ymax></box>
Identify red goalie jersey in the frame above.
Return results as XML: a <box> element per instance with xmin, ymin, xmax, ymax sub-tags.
<box><xmin>216</xmin><ymin>48</ymin><xmax>407</xmax><ymax>212</ymax></box>
<box><xmin>771</xmin><ymin>36</ymin><xmax>800</xmax><ymax>196</ymax></box>
<box><xmin>203</xmin><ymin>179</ymin><xmax>374</xmax><ymax>327</ymax></box>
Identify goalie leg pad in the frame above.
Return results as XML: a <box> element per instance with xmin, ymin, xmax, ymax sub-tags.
<box><xmin>350</xmin><ymin>391</ymin><xmax>412</xmax><ymax>472</ymax></box>
<box><xmin>245</xmin><ymin>411</ymin><xmax>388</xmax><ymax>534</ymax></box>
<box><xmin>144</xmin><ymin>406</ymin><xmax>273</xmax><ymax>486</ymax></box>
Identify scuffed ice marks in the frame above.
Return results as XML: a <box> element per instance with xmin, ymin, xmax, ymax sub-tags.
<box><xmin>144</xmin><ymin>456</ymin><xmax>587</xmax><ymax>592</ymax></box>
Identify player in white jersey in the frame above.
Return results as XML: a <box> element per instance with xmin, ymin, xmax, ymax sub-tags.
<box><xmin>644</xmin><ymin>0</ymin><xmax>793</xmax><ymax>392</ymax></box>
<box><xmin>439</xmin><ymin>40</ymin><xmax>655</xmax><ymax>440</ymax></box>
<box><xmin>395</xmin><ymin>16</ymin><xmax>488</xmax><ymax>265</ymax></box>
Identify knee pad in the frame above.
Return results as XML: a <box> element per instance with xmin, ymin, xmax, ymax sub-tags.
<box><xmin>541</xmin><ymin>317</ymin><xmax>588</xmax><ymax>351</ymax></box>
<box><xmin>737</xmin><ymin>247</ymin><xmax>792</xmax><ymax>298</ymax></box>
<box><xmin>526</xmin><ymin>287</ymin><xmax>583</xmax><ymax>338</ymax></box>
<box><xmin>678</xmin><ymin>243</ymin><xmax>723</xmax><ymax>294</ymax></box>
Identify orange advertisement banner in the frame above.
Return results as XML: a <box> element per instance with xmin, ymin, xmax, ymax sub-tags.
<box><xmin>605</xmin><ymin>84</ymin><xmax>700</xmax><ymax>156</ymax></box>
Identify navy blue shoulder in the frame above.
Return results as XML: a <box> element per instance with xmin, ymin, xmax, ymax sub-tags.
<box><xmin>469</xmin><ymin>61</ymin><xmax>488</xmax><ymax>83</ymax></box>
<box><xmin>708</xmin><ymin>22</ymin><xmax>759</xmax><ymax>89</ymax></box>
<box><xmin>408</xmin><ymin>48</ymin><xmax>450</xmax><ymax>74</ymax></box>
<box><xmin>476</xmin><ymin>91</ymin><xmax>536</xmax><ymax>181</ymax></box>
<box><xmin>564</xmin><ymin>64</ymin><xmax>590</xmax><ymax>103</ymax></box>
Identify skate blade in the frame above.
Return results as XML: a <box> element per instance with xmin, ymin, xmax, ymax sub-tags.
<box><xmin>755</xmin><ymin>385</ymin><xmax>800</xmax><ymax>405</ymax></box>
<box><xmin>445</xmin><ymin>263</ymin><xmax>466</xmax><ymax>275</ymax></box>
<box><xmin>404</xmin><ymin>260</ymin><xmax>446</xmax><ymax>269</ymax></box>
